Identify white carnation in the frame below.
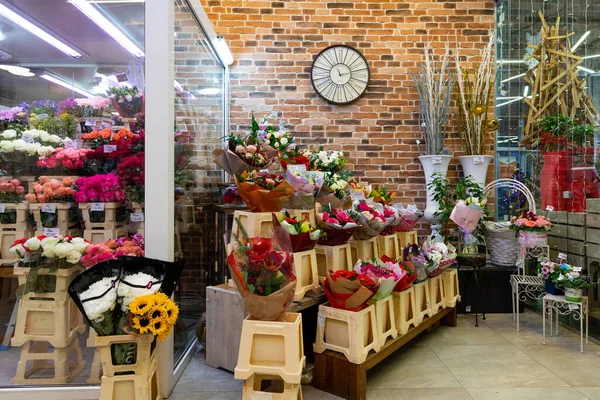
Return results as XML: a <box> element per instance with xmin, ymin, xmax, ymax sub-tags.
<box><xmin>81</xmin><ymin>277</ymin><xmax>117</xmax><ymax>323</ymax></box>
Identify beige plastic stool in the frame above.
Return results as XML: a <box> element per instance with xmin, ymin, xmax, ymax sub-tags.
<box><xmin>12</xmin><ymin>338</ymin><xmax>86</xmax><ymax>384</ymax></box>
<box><xmin>84</xmin><ymin>225</ymin><xmax>129</xmax><ymax>244</ymax></box>
<box><xmin>87</xmin><ymin>329</ymin><xmax>102</xmax><ymax>384</ymax></box>
<box><xmin>313</xmin><ymin>303</ymin><xmax>380</xmax><ymax>364</ymax></box>
<box><xmin>428</xmin><ymin>275</ymin><xmax>446</xmax><ymax>316</ymax></box>
<box><xmin>231</xmin><ymin>211</ymin><xmax>274</xmax><ymax>241</ymax></box>
<box><xmin>243</xmin><ymin>374</ymin><xmax>302</xmax><ymax>400</ymax></box>
<box><xmin>442</xmin><ymin>269</ymin><xmax>461</xmax><ymax>307</ymax></box>
<box><xmin>315</xmin><ymin>244</ymin><xmax>352</xmax><ymax>277</ymax></box>
<box><xmin>393</xmin><ymin>287</ymin><xmax>418</xmax><ymax>334</ymax></box>
<box><xmin>349</xmin><ymin>238</ymin><xmax>379</xmax><ymax>264</ymax></box>
<box><xmin>99</xmin><ymin>354</ymin><xmax>160</xmax><ymax>400</ymax></box>
<box><xmin>377</xmin><ymin>234</ymin><xmax>400</xmax><ymax>259</ymax></box>
<box><xmin>292</xmin><ymin>249</ymin><xmax>319</xmax><ymax>301</ymax></box>
<box><xmin>368</xmin><ymin>296</ymin><xmax>398</xmax><ymax>347</ymax></box>
<box><xmin>235</xmin><ymin>312</ymin><xmax>305</xmax><ymax>384</ymax></box>
<box><xmin>276</xmin><ymin>209</ymin><xmax>315</xmax><ymax>227</ymax></box>
<box><xmin>13</xmin><ymin>265</ymin><xmax>80</xmax><ymax>302</ymax></box>
<box><xmin>413</xmin><ymin>281</ymin><xmax>432</xmax><ymax>324</ymax></box>
<box><xmin>0</xmin><ymin>228</ymin><xmax>33</xmax><ymax>262</ymax></box>
<box><xmin>397</xmin><ymin>231</ymin><xmax>418</xmax><ymax>249</ymax></box>
<box><xmin>95</xmin><ymin>334</ymin><xmax>156</xmax><ymax>377</ymax></box>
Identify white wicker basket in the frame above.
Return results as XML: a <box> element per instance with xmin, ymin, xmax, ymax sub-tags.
<box><xmin>483</xmin><ymin>179</ymin><xmax>535</xmax><ymax>267</ymax></box>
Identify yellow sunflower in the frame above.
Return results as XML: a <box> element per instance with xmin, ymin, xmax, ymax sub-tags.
<box><xmin>157</xmin><ymin>327</ymin><xmax>173</xmax><ymax>342</ymax></box>
<box><xmin>149</xmin><ymin>304</ymin><xmax>168</xmax><ymax>322</ymax></box>
<box><xmin>153</xmin><ymin>292</ymin><xmax>170</xmax><ymax>305</ymax></box>
<box><xmin>129</xmin><ymin>295</ymin><xmax>155</xmax><ymax>316</ymax></box>
<box><xmin>149</xmin><ymin>318</ymin><xmax>169</xmax><ymax>336</ymax></box>
<box><xmin>162</xmin><ymin>300</ymin><xmax>179</xmax><ymax>326</ymax></box>
<box><xmin>132</xmin><ymin>315</ymin><xmax>152</xmax><ymax>334</ymax></box>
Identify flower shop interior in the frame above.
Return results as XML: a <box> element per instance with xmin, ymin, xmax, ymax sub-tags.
<box><xmin>1</xmin><ymin>0</ymin><xmax>600</xmax><ymax>399</ymax></box>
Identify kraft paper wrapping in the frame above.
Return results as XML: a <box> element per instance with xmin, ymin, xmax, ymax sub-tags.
<box><xmin>352</xmin><ymin>214</ymin><xmax>385</xmax><ymax>240</ymax></box>
<box><xmin>212</xmin><ymin>144</ymin><xmax>273</xmax><ymax>176</ymax></box>
<box><xmin>286</xmin><ymin>192</ymin><xmax>315</xmax><ymax>210</ymax></box>
<box><xmin>324</xmin><ymin>273</ymin><xmax>376</xmax><ymax>310</ymax></box>
<box><xmin>450</xmin><ymin>202</ymin><xmax>483</xmax><ymax>233</ymax></box>
<box><xmin>272</xmin><ymin>214</ymin><xmax>318</xmax><ymax>253</ymax></box>
<box><xmin>314</xmin><ymin>203</ymin><xmax>358</xmax><ymax>246</ymax></box>
<box><xmin>236</xmin><ymin>179</ymin><xmax>295</xmax><ymax>212</ymax></box>
<box><xmin>315</xmin><ymin>186</ymin><xmax>352</xmax><ymax>210</ymax></box>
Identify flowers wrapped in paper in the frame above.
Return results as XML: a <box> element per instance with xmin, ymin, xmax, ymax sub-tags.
<box><xmin>395</xmin><ymin>204</ymin><xmax>423</xmax><ymax>232</ymax></box>
<box><xmin>273</xmin><ymin>211</ymin><xmax>321</xmax><ymax>253</ymax></box>
<box><xmin>324</xmin><ymin>270</ymin><xmax>378</xmax><ymax>311</ymax></box>
<box><xmin>354</xmin><ymin>258</ymin><xmax>405</xmax><ymax>301</ymax></box>
<box><xmin>369</xmin><ymin>185</ymin><xmax>396</xmax><ymax>205</ymax></box>
<box><xmin>450</xmin><ymin>197</ymin><xmax>485</xmax><ymax>254</ymax></box>
<box><xmin>279</xmin><ymin>147</ymin><xmax>311</xmax><ymax>171</ymax></box>
<box><xmin>227</xmin><ymin>221</ymin><xmax>296</xmax><ymax>321</ymax></box>
<box><xmin>235</xmin><ymin>171</ymin><xmax>295</xmax><ymax>212</ymax></box>
<box><xmin>379</xmin><ymin>205</ymin><xmax>401</xmax><ymax>236</ymax></box>
<box><xmin>348</xmin><ymin>201</ymin><xmax>388</xmax><ymax>240</ymax></box>
<box><xmin>315</xmin><ymin>202</ymin><xmax>359</xmax><ymax>246</ymax></box>
<box><xmin>383</xmin><ymin>254</ymin><xmax>418</xmax><ymax>292</ymax></box>
<box><xmin>315</xmin><ymin>172</ymin><xmax>351</xmax><ymax>209</ymax></box>
<box><xmin>285</xmin><ymin>168</ymin><xmax>324</xmax><ymax>210</ymax></box>
<box><xmin>408</xmin><ymin>240</ymin><xmax>457</xmax><ymax>282</ymax></box>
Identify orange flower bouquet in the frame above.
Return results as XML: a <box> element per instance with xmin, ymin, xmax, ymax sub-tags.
<box><xmin>235</xmin><ymin>171</ymin><xmax>295</xmax><ymax>212</ymax></box>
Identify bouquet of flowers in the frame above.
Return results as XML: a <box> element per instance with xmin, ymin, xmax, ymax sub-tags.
<box><xmin>409</xmin><ymin>239</ymin><xmax>457</xmax><ymax>281</ymax></box>
<box><xmin>369</xmin><ymin>185</ymin><xmax>396</xmax><ymax>205</ymax></box>
<box><xmin>315</xmin><ymin>202</ymin><xmax>359</xmax><ymax>246</ymax></box>
<box><xmin>349</xmin><ymin>201</ymin><xmax>387</xmax><ymax>240</ymax></box>
<box><xmin>127</xmin><ymin>292</ymin><xmax>179</xmax><ymax>342</ymax></box>
<box><xmin>537</xmin><ymin>259</ymin><xmax>572</xmax><ymax>281</ymax></box>
<box><xmin>75</xmin><ymin>96</ymin><xmax>111</xmax><ymax>117</ymax></box>
<box><xmin>273</xmin><ymin>212</ymin><xmax>321</xmax><ymax>252</ymax></box>
<box><xmin>36</xmin><ymin>147</ymin><xmax>93</xmax><ymax>172</ymax></box>
<box><xmin>0</xmin><ymin>178</ymin><xmax>26</xmax><ymax>225</ymax></box>
<box><xmin>235</xmin><ymin>170</ymin><xmax>294</xmax><ymax>212</ymax></box>
<box><xmin>316</xmin><ymin>172</ymin><xmax>351</xmax><ymax>209</ymax></box>
<box><xmin>450</xmin><ymin>196</ymin><xmax>486</xmax><ymax>254</ymax></box>
<box><xmin>510</xmin><ymin>211</ymin><xmax>552</xmax><ymax>236</ymax></box>
<box><xmin>395</xmin><ymin>204</ymin><xmax>423</xmax><ymax>232</ymax></box>
<box><xmin>254</xmin><ymin>113</ymin><xmax>294</xmax><ymax>151</ymax></box>
<box><xmin>82</xmin><ymin>128</ymin><xmax>136</xmax><ymax>149</ymax></box>
<box><xmin>285</xmin><ymin>168</ymin><xmax>324</xmax><ymax>209</ymax></box>
<box><xmin>81</xmin><ymin>234</ymin><xmax>145</xmax><ymax>268</ymax></box>
<box><xmin>379</xmin><ymin>205</ymin><xmax>401</xmax><ymax>236</ymax></box>
<box><xmin>227</xmin><ymin>218</ymin><xmax>296</xmax><ymax>320</ymax></box>
<box><xmin>0</xmin><ymin>106</ymin><xmax>27</xmax><ymax>132</ymax></box>
<box><xmin>106</xmin><ymin>86</ymin><xmax>145</xmax><ymax>117</ymax></box>
<box><xmin>279</xmin><ymin>146</ymin><xmax>311</xmax><ymax>171</ymax></box>
<box><xmin>304</xmin><ymin>147</ymin><xmax>346</xmax><ymax>173</ymax></box>
<box><xmin>84</xmin><ymin>132</ymin><xmax>144</xmax><ymax>175</ymax></box>
<box><xmin>116</xmin><ymin>152</ymin><xmax>144</xmax><ymax>203</ymax></box>
<box><xmin>324</xmin><ymin>270</ymin><xmax>378</xmax><ymax>311</ymax></box>
<box><xmin>383</xmin><ymin>254</ymin><xmax>418</xmax><ymax>292</ymax></box>
<box><xmin>75</xmin><ymin>173</ymin><xmax>125</xmax><ymax>203</ymax></box>
<box><xmin>353</xmin><ymin>258</ymin><xmax>405</xmax><ymax>301</ymax></box>
<box><xmin>25</xmin><ymin>176</ymin><xmax>77</xmax><ymax>203</ymax></box>
<box><xmin>21</xmin><ymin>129</ymin><xmax>65</xmax><ymax>147</ymax></box>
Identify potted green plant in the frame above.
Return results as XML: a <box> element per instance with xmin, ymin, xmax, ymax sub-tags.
<box><xmin>554</xmin><ymin>272</ymin><xmax>596</xmax><ymax>302</ymax></box>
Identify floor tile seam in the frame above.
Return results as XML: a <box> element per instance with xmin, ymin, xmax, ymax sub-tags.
<box><xmin>426</xmin><ymin>342</ymin><xmax>475</xmax><ymax>399</ymax></box>
<box><xmin>571</xmin><ymin>387</ymin><xmax>592</xmax><ymax>400</ymax></box>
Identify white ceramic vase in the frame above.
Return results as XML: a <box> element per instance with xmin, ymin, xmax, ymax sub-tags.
<box><xmin>419</xmin><ymin>155</ymin><xmax>453</xmax><ymax>223</ymax></box>
<box><xmin>458</xmin><ymin>155</ymin><xmax>493</xmax><ymax>188</ymax></box>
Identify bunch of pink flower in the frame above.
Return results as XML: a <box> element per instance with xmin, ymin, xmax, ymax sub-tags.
<box><xmin>353</xmin><ymin>258</ymin><xmax>406</xmax><ymax>300</ymax></box>
<box><xmin>25</xmin><ymin>176</ymin><xmax>76</xmax><ymax>203</ymax></box>
<box><xmin>75</xmin><ymin>96</ymin><xmax>111</xmax><ymax>109</ymax></box>
<box><xmin>355</xmin><ymin>201</ymin><xmax>386</xmax><ymax>223</ymax></box>
<box><xmin>81</xmin><ymin>234</ymin><xmax>145</xmax><ymax>268</ymax></box>
<box><xmin>37</xmin><ymin>147</ymin><xmax>92</xmax><ymax>171</ymax></box>
<box><xmin>75</xmin><ymin>173</ymin><xmax>125</xmax><ymax>203</ymax></box>
<box><xmin>320</xmin><ymin>208</ymin><xmax>356</xmax><ymax>228</ymax></box>
<box><xmin>0</xmin><ymin>178</ymin><xmax>26</xmax><ymax>202</ymax></box>
<box><xmin>509</xmin><ymin>211</ymin><xmax>552</xmax><ymax>233</ymax></box>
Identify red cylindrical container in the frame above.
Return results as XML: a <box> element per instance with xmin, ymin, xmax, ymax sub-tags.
<box><xmin>540</xmin><ymin>152</ymin><xmax>569</xmax><ymax>211</ymax></box>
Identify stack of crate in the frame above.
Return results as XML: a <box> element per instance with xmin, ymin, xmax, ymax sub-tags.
<box><xmin>538</xmin><ymin>208</ymin><xmax>587</xmax><ymax>268</ymax></box>
<box><xmin>585</xmin><ymin>199</ymin><xmax>600</xmax><ymax>309</ymax></box>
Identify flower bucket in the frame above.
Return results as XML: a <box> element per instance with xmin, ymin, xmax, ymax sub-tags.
<box><xmin>518</xmin><ymin>231</ymin><xmax>548</xmax><ymax>246</ymax></box>
<box><xmin>540</xmin><ymin>151</ymin><xmax>569</xmax><ymax>211</ymax></box>
<box><xmin>545</xmin><ymin>279</ymin><xmax>564</xmax><ymax>296</ymax></box>
<box><xmin>564</xmin><ymin>288</ymin><xmax>583</xmax><ymax>302</ymax></box>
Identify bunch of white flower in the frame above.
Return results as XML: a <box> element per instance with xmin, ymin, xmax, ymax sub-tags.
<box><xmin>117</xmin><ymin>272</ymin><xmax>162</xmax><ymax>311</ymax></box>
<box><xmin>1</xmin><ymin>129</ymin><xmax>17</xmax><ymax>139</ymax></box>
<box><xmin>81</xmin><ymin>277</ymin><xmax>118</xmax><ymax>323</ymax></box>
<box><xmin>22</xmin><ymin>129</ymin><xmax>64</xmax><ymax>146</ymax></box>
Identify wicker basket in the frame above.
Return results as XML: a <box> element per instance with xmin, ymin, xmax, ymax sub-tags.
<box><xmin>484</xmin><ymin>221</ymin><xmax>518</xmax><ymax>266</ymax></box>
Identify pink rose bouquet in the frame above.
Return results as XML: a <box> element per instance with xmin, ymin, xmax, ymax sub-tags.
<box><xmin>75</xmin><ymin>173</ymin><xmax>125</xmax><ymax>203</ymax></box>
<box><xmin>37</xmin><ymin>147</ymin><xmax>92</xmax><ymax>172</ymax></box>
<box><xmin>509</xmin><ymin>211</ymin><xmax>552</xmax><ymax>236</ymax></box>
<box><xmin>81</xmin><ymin>234</ymin><xmax>145</xmax><ymax>268</ymax></box>
<box><xmin>25</xmin><ymin>176</ymin><xmax>77</xmax><ymax>203</ymax></box>
<box><xmin>315</xmin><ymin>202</ymin><xmax>359</xmax><ymax>246</ymax></box>
<box><xmin>353</xmin><ymin>258</ymin><xmax>406</xmax><ymax>300</ymax></box>
<box><xmin>0</xmin><ymin>178</ymin><xmax>26</xmax><ymax>203</ymax></box>
<box><xmin>75</xmin><ymin>96</ymin><xmax>111</xmax><ymax>117</ymax></box>
<box><xmin>348</xmin><ymin>201</ymin><xmax>388</xmax><ymax>240</ymax></box>
<box><xmin>379</xmin><ymin>205</ymin><xmax>401</xmax><ymax>236</ymax></box>
<box><xmin>395</xmin><ymin>204</ymin><xmax>423</xmax><ymax>232</ymax></box>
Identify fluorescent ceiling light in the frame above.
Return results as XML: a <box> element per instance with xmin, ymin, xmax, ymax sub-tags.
<box><xmin>213</xmin><ymin>36</ymin><xmax>233</xmax><ymax>66</ymax></box>
<box><xmin>0</xmin><ymin>64</ymin><xmax>34</xmax><ymax>76</ymax></box>
<box><xmin>69</xmin><ymin>0</ymin><xmax>144</xmax><ymax>59</ymax></box>
<box><xmin>0</xmin><ymin>2</ymin><xmax>82</xmax><ymax>58</ymax></box>
<box><xmin>523</xmin><ymin>86</ymin><xmax>529</xmax><ymax>97</ymax></box>
<box><xmin>497</xmin><ymin>97</ymin><xmax>524</xmax><ymax>108</ymax></box>
<box><xmin>40</xmin><ymin>73</ymin><xmax>94</xmax><ymax>97</ymax></box>
<box><xmin>501</xmin><ymin>73</ymin><xmax>526</xmax><ymax>83</ymax></box>
<box><xmin>583</xmin><ymin>54</ymin><xmax>600</xmax><ymax>60</ymax></box>
<box><xmin>495</xmin><ymin>96</ymin><xmax>522</xmax><ymax>100</ymax></box>
<box><xmin>497</xmin><ymin>60</ymin><xmax>526</xmax><ymax>65</ymax></box>
<box><xmin>577</xmin><ymin>66</ymin><xmax>596</xmax><ymax>74</ymax></box>
<box><xmin>572</xmin><ymin>31</ymin><xmax>591</xmax><ymax>51</ymax></box>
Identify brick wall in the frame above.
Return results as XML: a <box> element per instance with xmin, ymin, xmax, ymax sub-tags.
<box><xmin>202</xmin><ymin>0</ymin><xmax>496</xmax><ymax>212</ymax></box>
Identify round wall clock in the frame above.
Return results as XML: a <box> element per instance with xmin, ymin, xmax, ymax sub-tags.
<box><xmin>310</xmin><ymin>45</ymin><xmax>369</xmax><ymax>105</ymax></box>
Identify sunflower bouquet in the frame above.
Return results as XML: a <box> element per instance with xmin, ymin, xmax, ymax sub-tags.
<box><xmin>128</xmin><ymin>292</ymin><xmax>179</xmax><ymax>342</ymax></box>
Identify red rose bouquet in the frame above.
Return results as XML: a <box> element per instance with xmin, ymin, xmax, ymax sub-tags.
<box><xmin>227</xmin><ymin>218</ymin><xmax>296</xmax><ymax>320</ymax></box>
<box><xmin>324</xmin><ymin>269</ymin><xmax>378</xmax><ymax>311</ymax></box>
<box><xmin>315</xmin><ymin>202</ymin><xmax>359</xmax><ymax>246</ymax></box>
<box><xmin>354</xmin><ymin>258</ymin><xmax>406</xmax><ymax>300</ymax></box>
<box><xmin>116</xmin><ymin>152</ymin><xmax>144</xmax><ymax>203</ymax></box>
<box><xmin>235</xmin><ymin>170</ymin><xmax>295</xmax><ymax>212</ymax></box>
<box><xmin>279</xmin><ymin>146</ymin><xmax>311</xmax><ymax>171</ymax></box>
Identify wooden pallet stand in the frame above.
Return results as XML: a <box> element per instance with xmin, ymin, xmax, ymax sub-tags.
<box><xmin>349</xmin><ymin>238</ymin><xmax>379</xmax><ymax>263</ymax></box>
<box><xmin>313</xmin><ymin>303</ymin><xmax>380</xmax><ymax>364</ymax></box>
<box><xmin>242</xmin><ymin>374</ymin><xmax>302</xmax><ymax>400</ymax></box>
<box><xmin>231</xmin><ymin>211</ymin><xmax>274</xmax><ymax>241</ymax></box>
<box><xmin>413</xmin><ymin>280</ymin><xmax>431</xmax><ymax>324</ymax></box>
<box><xmin>376</xmin><ymin>234</ymin><xmax>400</xmax><ymax>259</ymax></box>
<box><xmin>428</xmin><ymin>275</ymin><xmax>446</xmax><ymax>316</ymax></box>
<box><xmin>0</xmin><ymin>229</ymin><xmax>33</xmax><ymax>264</ymax></box>
<box><xmin>442</xmin><ymin>269</ymin><xmax>461</xmax><ymax>308</ymax></box>
<box><xmin>315</xmin><ymin>244</ymin><xmax>353</xmax><ymax>277</ymax></box>
<box><xmin>235</xmin><ymin>312</ymin><xmax>305</xmax><ymax>384</ymax></box>
<box><xmin>393</xmin><ymin>287</ymin><xmax>417</xmax><ymax>334</ymax></box>
<box><xmin>79</xmin><ymin>202</ymin><xmax>128</xmax><ymax>232</ymax></box>
<box><xmin>13</xmin><ymin>265</ymin><xmax>80</xmax><ymax>302</ymax></box>
<box><xmin>29</xmin><ymin>203</ymin><xmax>80</xmax><ymax>237</ymax></box>
<box><xmin>100</xmin><ymin>354</ymin><xmax>159</xmax><ymax>400</ymax></box>
<box><xmin>396</xmin><ymin>231</ymin><xmax>418</xmax><ymax>249</ymax></box>
<box><xmin>293</xmin><ymin>249</ymin><xmax>319</xmax><ymax>301</ymax></box>
<box><xmin>277</xmin><ymin>209</ymin><xmax>315</xmax><ymax>227</ymax></box>
<box><xmin>368</xmin><ymin>296</ymin><xmax>397</xmax><ymax>347</ymax></box>
<box><xmin>12</xmin><ymin>337</ymin><xmax>86</xmax><ymax>385</ymax></box>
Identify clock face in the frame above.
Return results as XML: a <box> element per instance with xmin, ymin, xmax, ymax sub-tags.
<box><xmin>311</xmin><ymin>45</ymin><xmax>369</xmax><ymax>104</ymax></box>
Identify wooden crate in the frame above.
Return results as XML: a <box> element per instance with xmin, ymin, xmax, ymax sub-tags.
<box><xmin>242</xmin><ymin>374</ymin><xmax>301</xmax><ymax>400</ymax></box>
<box><xmin>315</xmin><ymin>244</ymin><xmax>352</xmax><ymax>277</ymax></box>
<box><xmin>79</xmin><ymin>202</ymin><xmax>128</xmax><ymax>230</ymax></box>
<box><xmin>130</xmin><ymin>202</ymin><xmax>145</xmax><ymax>234</ymax></box>
<box><xmin>29</xmin><ymin>203</ymin><xmax>79</xmax><ymax>237</ymax></box>
<box><xmin>367</xmin><ymin>296</ymin><xmax>397</xmax><ymax>347</ymax></box>
<box><xmin>292</xmin><ymin>249</ymin><xmax>319</xmax><ymax>301</ymax></box>
<box><xmin>442</xmin><ymin>269</ymin><xmax>461</xmax><ymax>308</ymax></box>
<box><xmin>349</xmin><ymin>238</ymin><xmax>378</xmax><ymax>264</ymax></box>
<box><xmin>230</xmin><ymin>211</ymin><xmax>274</xmax><ymax>241</ymax></box>
<box><xmin>393</xmin><ymin>287</ymin><xmax>417</xmax><ymax>335</ymax></box>
<box><xmin>428</xmin><ymin>275</ymin><xmax>446</xmax><ymax>316</ymax></box>
<box><xmin>84</xmin><ymin>225</ymin><xmax>129</xmax><ymax>244</ymax></box>
<box><xmin>396</xmin><ymin>231</ymin><xmax>418</xmax><ymax>249</ymax></box>
<box><xmin>413</xmin><ymin>280</ymin><xmax>431</xmax><ymax>324</ymax></box>
<box><xmin>205</xmin><ymin>284</ymin><xmax>247</xmax><ymax>372</ymax></box>
<box><xmin>87</xmin><ymin>330</ymin><xmax>102</xmax><ymax>384</ymax></box>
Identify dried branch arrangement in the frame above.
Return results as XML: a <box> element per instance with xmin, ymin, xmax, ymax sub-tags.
<box><xmin>454</xmin><ymin>33</ymin><xmax>498</xmax><ymax>156</ymax></box>
<box><xmin>520</xmin><ymin>11</ymin><xmax>598</xmax><ymax>149</ymax></box>
<box><xmin>413</xmin><ymin>42</ymin><xmax>455</xmax><ymax>156</ymax></box>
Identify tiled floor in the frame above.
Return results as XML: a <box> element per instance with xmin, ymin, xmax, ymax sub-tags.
<box><xmin>170</xmin><ymin>310</ymin><xmax>600</xmax><ymax>400</ymax></box>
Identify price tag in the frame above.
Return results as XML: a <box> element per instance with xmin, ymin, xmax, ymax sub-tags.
<box><xmin>85</xmin><ymin>119</ymin><xmax>97</xmax><ymax>127</ymax></box>
<box><xmin>104</xmin><ymin>145</ymin><xmax>117</xmax><ymax>153</ymax></box>
<box><xmin>350</xmin><ymin>191</ymin><xmax>365</xmax><ymax>201</ymax></box>
<box><xmin>101</xmin><ymin>122</ymin><xmax>110</xmax><ymax>128</ymax></box>
<box><xmin>474</xmin><ymin>156</ymin><xmax>484</xmax><ymax>164</ymax></box>
<box><xmin>259</xmin><ymin>169</ymin><xmax>270</xmax><ymax>173</ymax></box>
<box><xmin>287</xmin><ymin>164</ymin><xmax>307</xmax><ymax>173</ymax></box>
<box><xmin>432</xmin><ymin>156</ymin><xmax>442</xmax><ymax>165</ymax></box>
<box><xmin>23</xmin><ymin>136</ymin><xmax>34</xmax><ymax>143</ymax></box>
<box><xmin>546</xmin><ymin>205</ymin><xmax>554</xmax><ymax>212</ymax></box>
<box><xmin>36</xmin><ymin>113</ymin><xmax>49</xmax><ymax>120</ymax></box>
<box><xmin>0</xmin><ymin>204</ymin><xmax>4</xmax><ymax>213</ymax></box>
<box><xmin>573</xmin><ymin>266</ymin><xmax>583</xmax><ymax>272</ymax></box>
<box><xmin>558</xmin><ymin>252</ymin><xmax>567</xmax><ymax>261</ymax></box>
<box><xmin>130</xmin><ymin>212</ymin><xmax>145</xmax><ymax>222</ymax></box>
<box><xmin>90</xmin><ymin>203</ymin><xmax>105</xmax><ymax>212</ymax></box>
<box><xmin>43</xmin><ymin>227</ymin><xmax>60</xmax><ymax>237</ymax></box>
<box><xmin>41</xmin><ymin>203</ymin><xmax>57</xmax><ymax>213</ymax></box>
<box><xmin>64</xmin><ymin>140</ymin><xmax>76</xmax><ymax>149</ymax></box>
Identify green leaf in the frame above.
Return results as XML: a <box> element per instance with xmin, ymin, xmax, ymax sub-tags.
<box><xmin>247</xmin><ymin>283</ymin><xmax>256</xmax><ymax>294</ymax></box>
<box><xmin>251</xmin><ymin>113</ymin><xmax>259</xmax><ymax>132</ymax></box>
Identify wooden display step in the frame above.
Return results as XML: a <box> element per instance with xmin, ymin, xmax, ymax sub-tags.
<box><xmin>0</xmin><ymin>203</ymin><xmax>30</xmax><ymax>231</ymax></box>
<box><xmin>100</xmin><ymin>353</ymin><xmax>160</xmax><ymax>400</ymax></box>
<box><xmin>95</xmin><ymin>334</ymin><xmax>156</xmax><ymax>377</ymax></box>
<box><xmin>293</xmin><ymin>249</ymin><xmax>319</xmax><ymax>301</ymax></box>
<box><xmin>84</xmin><ymin>225</ymin><xmax>129</xmax><ymax>244</ymax></box>
<box><xmin>12</xmin><ymin>338</ymin><xmax>86</xmax><ymax>385</ymax></box>
<box><xmin>315</xmin><ymin>244</ymin><xmax>353</xmax><ymax>277</ymax></box>
<box><xmin>13</xmin><ymin>265</ymin><xmax>80</xmax><ymax>302</ymax></box>
<box><xmin>368</xmin><ymin>296</ymin><xmax>397</xmax><ymax>347</ymax></box>
<box><xmin>393</xmin><ymin>287</ymin><xmax>417</xmax><ymax>335</ymax></box>
<box><xmin>313</xmin><ymin>303</ymin><xmax>380</xmax><ymax>364</ymax></box>
<box><xmin>230</xmin><ymin>211</ymin><xmax>274</xmax><ymax>242</ymax></box>
<box><xmin>79</xmin><ymin>202</ymin><xmax>128</xmax><ymax>230</ymax></box>
<box><xmin>0</xmin><ymin>229</ymin><xmax>34</xmax><ymax>264</ymax></box>
<box><xmin>314</xmin><ymin>307</ymin><xmax>457</xmax><ymax>400</ymax></box>
<box><xmin>376</xmin><ymin>234</ymin><xmax>400</xmax><ymax>259</ymax></box>
<box><xmin>235</xmin><ymin>312</ymin><xmax>305</xmax><ymax>384</ymax></box>
<box><xmin>349</xmin><ymin>238</ymin><xmax>379</xmax><ymax>263</ymax></box>
<box><xmin>242</xmin><ymin>374</ymin><xmax>302</xmax><ymax>400</ymax></box>
<box><xmin>413</xmin><ymin>280</ymin><xmax>431</xmax><ymax>324</ymax></box>
<box><xmin>29</xmin><ymin>203</ymin><xmax>79</xmax><ymax>237</ymax></box>
<box><xmin>396</xmin><ymin>231</ymin><xmax>418</xmax><ymax>249</ymax></box>
<box><xmin>428</xmin><ymin>275</ymin><xmax>446</xmax><ymax>316</ymax></box>
<box><xmin>11</xmin><ymin>298</ymin><xmax>85</xmax><ymax>348</ymax></box>
<box><xmin>442</xmin><ymin>269</ymin><xmax>461</xmax><ymax>308</ymax></box>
